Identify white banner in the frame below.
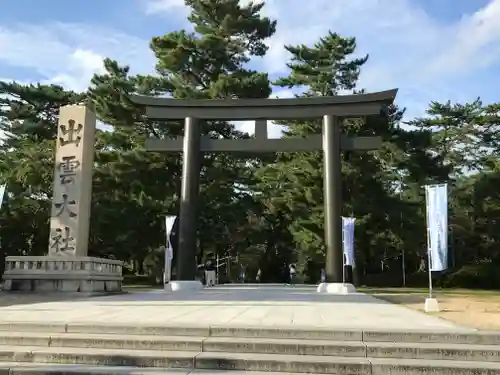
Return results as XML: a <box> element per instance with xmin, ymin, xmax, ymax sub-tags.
<box><xmin>0</xmin><ymin>184</ymin><xmax>6</xmax><ymax>210</ymax></box>
<box><xmin>425</xmin><ymin>184</ymin><xmax>448</xmax><ymax>272</ymax></box>
<box><xmin>342</xmin><ymin>217</ymin><xmax>356</xmax><ymax>266</ymax></box>
<box><xmin>164</xmin><ymin>216</ymin><xmax>176</xmax><ymax>284</ymax></box>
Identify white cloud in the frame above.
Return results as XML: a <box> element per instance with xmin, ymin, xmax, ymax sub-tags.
<box><xmin>144</xmin><ymin>0</ymin><xmax>260</xmax><ymax>16</ymax></box>
<box><xmin>144</xmin><ymin>0</ymin><xmax>187</xmax><ymax>14</ymax></box>
<box><xmin>258</xmin><ymin>0</ymin><xmax>500</xmax><ymax>119</ymax></box>
<box><xmin>0</xmin><ymin>23</ymin><xmax>155</xmax><ymax>92</ymax></box>
<box><xmin>144</xmin><ymin>0</ymin><xmax>500</xmax><ymax>118</ymax></box>
<box><xmin>428</xmin><ymin>0</ymin><xmax>500</xmax><ymax>76</ymax></box>
<box><xmin>256</xmin><ymin>0</ymin><xmax>500</xmax><ymax>79</ymax></box>
<box><xmin>47</xmin><ymin>49</ymin><xmax>106</xmax><ymax>90</ymax></box>
<box><xmin>2</xmin><ymin>0</ymin><xmax>500</xmax><ymax>137</ymax></box>
<box><xmin>0</xmin><ymin>23</ymin><xmax>155</xmax><ymax>132</ymax></box>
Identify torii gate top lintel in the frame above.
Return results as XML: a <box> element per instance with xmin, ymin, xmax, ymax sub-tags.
<box><xmin>130</xmin><ymin>89</ymin><xmax>398</xmax><ymax>121</ymax></box>
<box><xmin>129</xmin><ymin>89</ymin><xmax>398</xmax><ymax>153</ymax></box>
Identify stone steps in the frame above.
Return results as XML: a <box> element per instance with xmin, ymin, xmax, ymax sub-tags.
<box><xmin>2</xmin><ymin>332</ymin><xmax>500</xmax><ymax>362</ymax></box>
<box><xmin>2</xmin><ymin>322</ymin><xmax>499</xmax><ymax>344</ymax></box>
<box><xmin>0</xmin><ymin>363</ymin><xmax>310</xmax><ymax>375</ymax></box>
<box><xmin>0</xmin><ymin>322</ymin><xmax>500</xmax><ymax>345</ymax></box>
<box><xmin>0</xmin><ymin>323</ymin><xmax>500</xmax><ymax>374</ymax></box>
<box><xmin>0</xmin><ymin>346</ymin><xmax>499</xmax><ymax>374</ymax></box>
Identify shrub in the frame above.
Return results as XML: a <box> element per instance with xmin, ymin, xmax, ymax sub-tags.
<box><xmin>442</xmin><ymin>263</ymin><xmax>500</xmax><ymax>289</ymax></box>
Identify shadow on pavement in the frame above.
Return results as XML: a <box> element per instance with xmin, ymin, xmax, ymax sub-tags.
<box><xmin>87</xmin><ymin>284</ymin><xmax>391</xmax><ymax>306</ymax></box>
<box><xmin>0</xmin><ymin>284</ymin><xmax>418</xmax><ymax>308</ymax></box>
<box><xmin>0</xmin><ymin>291</ymin><xmax>89</xmax><ymax>307</ymax></box>
<box><xmin>371</xmin><ymin>293</ymin><xmax>425</xmax><ymax>304</ymax></box>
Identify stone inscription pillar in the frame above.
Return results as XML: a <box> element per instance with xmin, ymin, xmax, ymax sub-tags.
<box><xmin>48</xmin><ymin>105</ymin><xmax>96</xmax><ymax>257</ymax></box>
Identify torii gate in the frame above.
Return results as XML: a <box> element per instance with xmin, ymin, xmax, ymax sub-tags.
<box><xmin>131</xmin><ymin>89</ymin><xmax>397</xmax><ymax>292</ymax></box>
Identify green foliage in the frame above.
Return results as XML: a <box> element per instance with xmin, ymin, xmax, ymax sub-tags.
<box><xmin>274</xmin><ymin>32</ymin><xmax>368</xmax><ymax>96</ymax></box>
<box><xmin>254</xmin><ymin>31</ymin><xmax>447</xmax><ymax>282</ymax></box>
<box><xmin>442</xmin><ymin>264</ymin><xmax>500</xmax><ymax>289</ymax></box>
<box><xmin>87</xmin><ymin>0</ymin><xmax>279</xmax><ymax>274</ymax></box>
<box><xmin>406</xmin><ymin>99</ymin><xmax>499</xmax><ymax>177</ymax></box>
<box><xmin>0</xmin><ymin>1</ymin><xmax>499</xmax><ymax>288</ymax></box>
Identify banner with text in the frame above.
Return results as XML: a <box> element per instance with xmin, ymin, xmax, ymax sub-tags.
<box><xmin>342</xmin><ymin>217</ymin><xmax>356</xmax><ymax>266</ymax></box>
<box><xmin>425</xmin><ymin>184</ymin><xmax>448</xmax><ymax>271</ymax></box>
<box><xmin>164</xmin><ymin>216</ymin><xmax>177</xmax><ymax>284</ymax></box>
<box><xmin>0</xmin><ymin>184</ymin><xmax>6</xmax><ymax>210</ymax></box>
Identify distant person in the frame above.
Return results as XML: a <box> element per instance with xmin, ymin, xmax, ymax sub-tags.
<box><xmin>204</xmin><ymin>254</ymin><xmax>216</xmax><ymax>287</ymax></box>
<box><xmin>281</xmin><ymin>263</ymin><xmax>289</xmax><ymax>284</ymax></box>
<box><xmin>289</xmin><ymin>264</ymin><xmax>297</xmax><ymax>286</ymax></box>
<box><xmin>256</xmin><ymin>268</ymin><xmax>262</xmax><ymax>283</ymax></box>
<box><xmin>239</xmin><ymin>265</ymin><xmax>246</xmax><ymax>283</ymax></box>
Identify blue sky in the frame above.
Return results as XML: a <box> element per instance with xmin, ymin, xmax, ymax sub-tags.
<box><xmin>1</xmin><ymin>0</ymin><xmax>499</xmax><ymax>137</ymax></box>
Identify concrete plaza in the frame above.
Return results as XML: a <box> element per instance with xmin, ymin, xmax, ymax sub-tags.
<box><xmin>0</xmin><ymin>285</ymin><xmax>472</xmax><ymax>331</ymax></box>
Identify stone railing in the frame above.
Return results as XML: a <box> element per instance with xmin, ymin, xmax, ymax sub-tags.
<box><xmin>2</xmin><ymin>256</ymin><xmax>123</xmax><ymax>293</ymax></box>
<box><xmin>4</xmin><ymin>256</ymin><xmax>122</xmax><ymax>275</ymax></box>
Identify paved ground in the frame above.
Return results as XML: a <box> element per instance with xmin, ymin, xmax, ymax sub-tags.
<box><xmin>0</xmin><ymin>285</ymin><xmax>472</xmax><ymax>331</ymax></box>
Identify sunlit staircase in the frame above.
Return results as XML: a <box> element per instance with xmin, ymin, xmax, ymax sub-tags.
<box><xmin>0</xmin><ymin>322</ymin><xmax>499</xmax><ymax>374</ymax></box>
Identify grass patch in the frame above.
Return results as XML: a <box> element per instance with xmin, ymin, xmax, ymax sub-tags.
<box><xmin>361</xmin><ymin>286</ymin><xmax>500</xmax><ymax>330</ymax></box>
<box><xmin>360</xmin><ymin>287</ymin><xmax>500</xmax><ymax>297</ymax></box>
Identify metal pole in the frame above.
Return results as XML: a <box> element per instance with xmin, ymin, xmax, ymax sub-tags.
<box><xmin>425</xmin><ymin>187</ymin><xmax>433</xmax><ymax>299</ymax></box>
<box><xmin>323</xmin><ymin>115</ymin><xmax>343</xmax><ymax>283</ymax></box>
<box><xmin>177</xmin><ymin>117</ymin><xmax>201</xmax><ymax>280</ymax></box>
<box><xmin>401</xmin><ymin>240</ymin><xmax>406</xmax><ymax>286</ymax></box>
<box><xmin>342</xmin><ymin>223</ymin><xmax>345</xmax><ymax>284</ymax></box>
<box><xmin>216</xmin><ymin>253</ymin><xmax>219</xmax><ymax>285</ymax></box>
<box><xmin>399</xmin><ymin>172</ymin><xmax>406</xmax><ymax>287</ymax></box>
<box><xmin>163</xmin><ymin>217</ymin><xmax>168</xmax><ymax>286</ymax></box>
<box><xmin>163</xmin><ymin>242</ymin><xmax>170</xmax><ymax>286</ymax></box>
<box><xmin>342</xmin><ymin>256</ymin><xmax>346</xmax><ymax>284</ymax></box>
<box><xmin>450</xmin><ymin>226</ymin><xmax>455</xmax><ymax>268</ymax></box>
<box><xmin>427</xmin><ymin>227</ymin><xmax>433</xmax><ymax>299</ymax></box>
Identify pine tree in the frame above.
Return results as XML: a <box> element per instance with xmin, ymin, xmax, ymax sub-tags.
<box><xmin>151</xmin><ymin>0</ymin><xmax>277</xmax><ymax>266</ymax></box>
<box><xmin>407</xmin><ymin>99</ymin><xmax>500</xmax><ymax>276</ymax></box>
<box><xmin>150</xmin><ymin>0</ymin><xmax>275</xmax><ymax>101</ymax></box>
<box><xmin>256</xmin><ymin>32</ymin><xmax>444</xmax><ymax>283</ymax></box>
<box><xmin>406</xmin><ymin>99</ymin><xmax>495</xmax><ymax>177</ymax></box>
<box><xmin>87</xmin><ymin>0</ymin><xmax>277</xmax><ymax>275</ymax></box>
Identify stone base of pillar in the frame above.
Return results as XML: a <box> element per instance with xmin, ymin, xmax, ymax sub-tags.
<box><xmin>166</xmin><ymin>280</ymin><xmax>204</xmax><ymax>292</ymax></box>
<box><xmin>424</xmin><ymin>297</ymin><xmax>440</xmax><ymax>313</ymax></box>
<box><xmin>316</xmin><ymin>282</ymin><xmax>356</xmax><ymax>294</ymax></box>
<box><xmin>1</xmin><ymin>256</ymin><xmax>123</xmax><ymax>294</ymax></box>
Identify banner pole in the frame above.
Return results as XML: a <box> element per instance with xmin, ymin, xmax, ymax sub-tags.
<box><xmin>342</xmin><ymin>255</ymin><xmax>346</xmax><ymax>284</ymax></box>
<box><xmin>342</xmin><ymin>220</ymin><xmax>345</xmax><ymax>284</ymax></box>
<box><xmin>163</xmin><ymin>241</ymin><xmax>171</xmax><ymax>285</ymax></box>
<box><xmin>424</xmin><ymin>186</ymin><xmax>433</xmax><ymax>299</ymax></box>
<box><xmin>164</xmin><ymin>216</ymin><xmax>177</xmax><ymax>288</ymax></box>
<box><xmin>163</xmin><ymin>217</ymin><xmax>169</xmax><ymax>289</ymax></box>
<box><xmin>427</xmin><ymin>227</ymin><xmax>433</xmax><ymax>299</ymax></box>
<box><xmin>216</xmin><ymin>253</ymin><xmax>219</xmax><ymax>285</ymax></box>
<box><xmin>163</xmin><ymin>247</ymin><xmax>168</xmax><ymax>286</ymax></box>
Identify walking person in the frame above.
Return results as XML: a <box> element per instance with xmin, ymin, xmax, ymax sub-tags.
<box><xmin>204</xmin><ymin>253</ymin><xmax>216</xmax><ymax>287</ymax></box>
<box><xmin>289</xmin><ymin>264</ymin><xmax>297</xmax><ymax>286</ymax></box>
<box><xmin>239</xmin><ymin>264</ymin><xmax>246</xmax><ymax>283</ymax></box>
